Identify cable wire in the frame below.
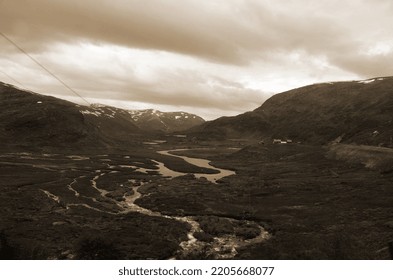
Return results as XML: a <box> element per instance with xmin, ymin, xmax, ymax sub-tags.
<box><xmin>0</xmin><ymin>32</ymin><xmax>90</xmax><ymax>105</ymax></box>
<box><xmin>0</xmin><ymin>69</ymin><xmax>25</xmax><ymax>88</ymax></box>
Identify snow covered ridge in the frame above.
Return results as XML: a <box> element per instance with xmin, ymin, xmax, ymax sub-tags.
<box><xmin>127</xmin><ymin>108</ymin><xmax>205</xmax><ymax>132</ymax></box>
<box><xmin>357</xmin><ymin>77</ymin><xmax>387</xmax><ymax>84</ymax></box>
<box><xmin>358</xmin><ymin>78</ymin><xmax>376</xmax><ymax>84</ymax></box>
<box><xmin>128</xmin><ymin>109</ymin><xmax>201</xmax><ymax>122</ymax></box>
<box><xmin>80</xmin><ymin>108</ymin><xmax>115</xmax><ymax>118</ymax></box>
<box><xmin>322</xmin><ymin>77</ymin><xmax>387</xmax><ymax>85</ymax></box>
<box><xmin>79</xmin><ymin>104</ymin><xmax>203</xmax><ymax>122</ymax></box>
<box><xmin>80</xmin><ymin>104</ymin><xmax>118</xmax><ymax>118</ymax></box>
<box><xmin>78</xmin><ymin>104</ymin><xmax>204</xmax><ymax>132</ymax></box>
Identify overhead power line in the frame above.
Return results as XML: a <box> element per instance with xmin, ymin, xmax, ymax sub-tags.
<box><xmin>0</xmin><ymin>69</ymin><xmax>25</xmax><ymax>88</ymax></box>
<box><xmin>0</xmin><ymin>32</ymin><xmax>90</xmax><ymax>106</ymax></box>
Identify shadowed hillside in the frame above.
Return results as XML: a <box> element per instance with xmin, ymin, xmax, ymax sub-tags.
<box><xmin>0</xmin><ymin>82</ymin><xmax>141</xmax><ymax>151</ymax></box>
<box><xmin>191</xmin><ymin>77</ymin><xmax>393</xmax><ymax>146</ymax></box>
<box><xmin>0</xmin><ymin>82</ymin><xmax>205</xmax><ymax>152</ymax></box>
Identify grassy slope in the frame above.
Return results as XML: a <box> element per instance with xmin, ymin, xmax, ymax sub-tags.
<box><xmin>192</xmin><ymin>77</ymin><xmax>393</xmax><ymax>145</ymax></box>
<box><xmin>256</xmin><ymin>77</ymin><xmax>393</xmax><ymax>145</ymax></box>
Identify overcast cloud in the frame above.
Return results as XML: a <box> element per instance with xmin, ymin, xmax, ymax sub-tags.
<box><xmin>1</xmin><ymin>0</ymin><xmax>392</xmax><ymax>119</ymax></box>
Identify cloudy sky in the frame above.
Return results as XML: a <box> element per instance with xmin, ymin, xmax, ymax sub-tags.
<box><xmin>1</xmin><ymin>0</ymin><xmax>393</xmax><ymax>119</ymax></box>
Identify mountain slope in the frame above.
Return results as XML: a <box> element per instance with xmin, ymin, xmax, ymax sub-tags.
<box><xmin>0</xmin><ymin>82</ymin><xmax>140</xmax><ymax>150</ymax></box>
<box><xmin>192</xmin><ymin>77</ymin><xmax>393</xmax><ymax>145</ymax></box>
<box><xmin>1</xmin><ymin>82</ymin><xmax>88</xmax><ymax>147</ymax></box>
<box><xmin>192</xmin><ymin>111</ymin><xmax>270</xmax><ymax>139</ymax></box>
<box><xmin>79</xmin><ymin>103</ymin><xmax>141</xmax><ymax>142</ymax></box>
<box><xmin>1</xmin><ymin>82</ymin><xmax>206</xmax><ymax>151</ymax></box>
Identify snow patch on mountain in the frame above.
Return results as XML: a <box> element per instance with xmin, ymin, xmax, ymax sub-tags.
<box><xmin>128</xmin><ymin>109</ymin><xmax>205</xmax><ymax>132</ymax></box>
<box><xmin>77</xmin><ymin>104</ymin><xmax>204</xmax><ymax>132</ymax></box>
<box><xmin>81</xmin><ymin>110</ymin><xmax>102</xmax><ymax>117</ymax></box>
<box><xmin>358</xmin><ymin>79</ymin><xmax>375</xmax><ymax>84</ymax></box>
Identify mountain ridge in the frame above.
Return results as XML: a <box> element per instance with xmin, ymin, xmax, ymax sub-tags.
<box><xmin>127</xmin><ymin>108</ymin><xmax>204</xmax><ymax>133</ymax></box>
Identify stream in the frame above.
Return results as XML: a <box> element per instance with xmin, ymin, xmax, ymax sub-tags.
<box><xmin>40</xmin><ymin>151</ymin><xmax>269</xmax><ymax>259</ymax></box>
<box><xmin>122</xmin><ymin>183</ymin><xmax>270</xmax><ymax>259</ymax></box>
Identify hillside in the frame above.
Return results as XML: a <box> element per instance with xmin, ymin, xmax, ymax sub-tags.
<box><xmin>1</xmin><ymin>82</ymin><xmax>87</xmax><ymax>148</ymax></box>
<box><xmin>192</xmin><ymin>77</ymin><xmax>393</xmax><ymax>146</ymax></box>
<box><xmin>0</xmin><ymin>82</ymin><xmax>141</xmax><ymax>151</ymax></box>
<box><xmin>0</xmin><ymin>82</ymin><xmax>206</xmax><ymax>151</ymax></box>
<box><xmin>79</xmin><ymin>103</ymin><xmax>142</xmax><ymax>143</ymax></box>
<box><xmin>193</xmin><ymin>111</ymin><xmax>270</xmax><ymax>139</ymax></box>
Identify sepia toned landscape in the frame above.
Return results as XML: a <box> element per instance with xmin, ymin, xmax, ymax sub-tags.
<box><xmin>1</xmin><ymin>77</ymin><xmax>392</xmax><ymax>260</ymax></box>
<box><xmin>1</xmin><ymin>1</ymin><xmax>393</xmax><ymax>260</ymax></box>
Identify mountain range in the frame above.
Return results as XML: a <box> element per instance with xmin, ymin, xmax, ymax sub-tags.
<box><xmin>0</xmin><ymin>82</ymin><xmax>204</xmax><ymax>150</ymax></box>
<box><xmin>128</xmin><ymin>108</ymin><xmax>204</xmax><ymax>133</ymax></box>
<box><xmin>2</xmin><ymin>76</ymin><xmax>393</xmax><ymax>149</ymax></box>
<box><xmin>81</xmin><ymin>104</ymin><xmax>204</xmax><ymax>133</ymax></box>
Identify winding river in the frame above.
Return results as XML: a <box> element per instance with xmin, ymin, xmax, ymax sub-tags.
<box><xmin>122</xmin><ymin>182</ymin><xmax>269</xmax><ymax>259</ymax></box>
<box><xmin>157</xmin><ymin>149</ymin><xmax>236</xmax><ymax>183</ymax></box>
<box><xmin>40</xmin><ymin>150</ymin><xmax>268</xmax><ymax>259</ymax></box>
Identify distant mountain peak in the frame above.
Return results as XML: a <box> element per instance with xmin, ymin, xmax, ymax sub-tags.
<box><xmin>76</xmin><ymin>103</ymin><xmax>205</xmax><ymax>132</ymax></box>
<box><xmin>128</xmin><ymin>109</ymin><xmax>204</xmax><ymax>132</ymax></box>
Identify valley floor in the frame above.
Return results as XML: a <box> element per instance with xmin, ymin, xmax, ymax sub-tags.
<box><xmin>0</xmin><ymin>140</ymin><xmax>392</xmax><ymax>259</ymax></box>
